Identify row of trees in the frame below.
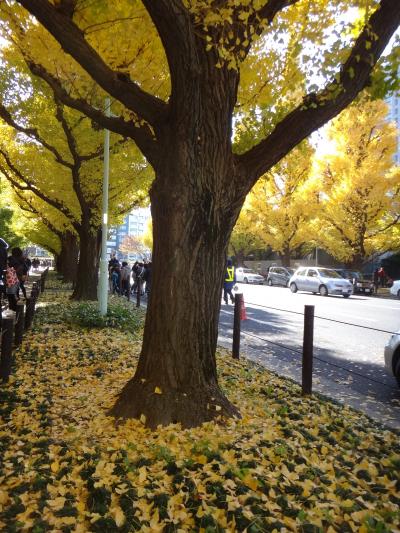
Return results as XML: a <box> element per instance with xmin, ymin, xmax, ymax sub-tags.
<box><xmin>0</xmin><ymin>40</ymin><xmax>152</xmax><ymax>299</ymax></box>
<box><xmin>231</xmin><ymin>98</ymin><xmax>400</xmax><ymax>269</ymax></box>
<box><xmin>0</xmin><ymin>0</ymin><xmax>398</xmax><ymax>427</ymax></box>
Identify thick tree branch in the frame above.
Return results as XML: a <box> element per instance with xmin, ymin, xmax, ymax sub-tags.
<box><xmin>16</xmin><ymin>0</ymin><xmax>168</xmax><ymax>127</ymax></box>
<box><xmin>237</xmin><ymin>0</ymin><xmax>400</xmax><ymax>185</ymax></box>
<box><xmin>25</xmin><ymin>60</ymin><xmax>158</xmax><ymax>166</ymax></box>
<box><xmin>0</xmin><ymin>149</ymin><xmax>79</xmax><ymax>229</ymax></box>
<box><xmin>0</xmin><ymin>101</ymin><xmax>73</xmax><ymax>169</ymax></box>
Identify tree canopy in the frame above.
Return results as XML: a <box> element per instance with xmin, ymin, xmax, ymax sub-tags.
<box><xmin>312</xmin><ymin>98</ymin><xmax>400</xmax><ymax>268</ymax></box>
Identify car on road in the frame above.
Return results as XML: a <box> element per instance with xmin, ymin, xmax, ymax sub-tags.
<box><xmin>235</xmin><ymin>267</ymin><xmax>265</xmax><ymax>284</ymax></box>
<box><xmin>384</xmin><ymin>331</ymin><xmax>400</xmax><ymax>388</ymax></box>
<box><xmin>266</xmin><ymin>266</ymin><xmax>295</xmax><ymax>287</ymax></box>
<box><xmin>289</xmin><ymin>267</ymin><xmax>353</xmax><ymax>297</ymax></box>
<box><xmin>390</xmin><ymin>279</ymin><xmax>400</xmax><ymax>299</ymax></box>
<box><xmin>334</xmin><ymin>269</ymin><xmax>375</xmax><ymax>294</ymax></box>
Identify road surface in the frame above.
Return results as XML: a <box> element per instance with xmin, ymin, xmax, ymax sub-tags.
<box><xmin>218</xmin><ymin>283</ymin><xmax>400</xmax><ymax>430</ymax></box>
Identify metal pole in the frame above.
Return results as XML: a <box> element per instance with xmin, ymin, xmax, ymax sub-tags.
<box><xmin>232</xmin><ymin>293</ymin><xmax>242</xmax><ymax>359</ymax></box>
<box><xmin>302</xmin><ymin>305</ymin><xmax>314</xmax><ymax>395</ymax></box>
<box><xmin>98</xmin><ymin>98</ymin><xmax>111</xmax><ymax>316</ymax></box>
<box><xmin>315</xmin><ymin>247</ymin><xmax>318</xmax><ymax>266</ymax></box>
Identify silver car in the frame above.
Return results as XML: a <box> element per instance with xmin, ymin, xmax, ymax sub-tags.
<box><xmin>384</xmin><ymin>332</ymin><xmax>400</xmax><ymax>388</ymax></box>
<box><xmin>289</xmin><ymin>267</ymin><xmax>353</xmax><ymax>298</ymax></box>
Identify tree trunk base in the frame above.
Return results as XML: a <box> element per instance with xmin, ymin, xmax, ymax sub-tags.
<box><xmin>109</xmin><ymin>378</ymin><xmax>241</xmax><ymax>429</ymax></box>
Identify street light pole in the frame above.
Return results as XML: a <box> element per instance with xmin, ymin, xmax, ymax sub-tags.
<box><xmin>98</xmin><ymin>98</ymin><xmax>110</xmax><ymax>316</ymax></box>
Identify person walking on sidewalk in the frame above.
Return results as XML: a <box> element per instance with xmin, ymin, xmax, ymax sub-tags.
<box><xmin>223</xmin><ymin>259</ymin><xmax>236</xmax><ymax>305</ymax></box>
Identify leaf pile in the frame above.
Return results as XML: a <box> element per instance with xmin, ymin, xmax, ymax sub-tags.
<box><xmin>0</xmin><ymin>293</ymin><xmax>399</xmax><ymax>532</ymax></box>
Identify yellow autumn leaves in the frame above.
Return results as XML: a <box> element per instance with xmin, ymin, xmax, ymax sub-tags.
<box><xmin>0</xmin><ymin>290</ymin><xmax>399</xmax><ymax>531</ymax></box>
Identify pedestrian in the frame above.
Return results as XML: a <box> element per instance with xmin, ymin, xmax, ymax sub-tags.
<box><xmin>373</xmin><ymin>268</ymin><xmax>379</xmax><ymax>293</ymax></box>
<box><xmin>143</xmin><ymin>261</ymin><xmax>152</xmax><ymax>296</ymax></box>
<box><xmin>9</xmin><ymin>247</ymin><xmax>27</xmax><ymax>299</ymax></box>
<box><xmin>223</xmin><ymin>259</ymin><xmax>236</xmax><ymax>305</ymax></box>
<box><xmin>378</xmin><ymin>267</ymin><xmax>386</xmax><ymax>288</ymax></box>
<box><xmin>132</xmin><ymin>261</ymin><xmax>144</xmax><ymax>295</ymax></box>
<box><xmin>108</xmin><ymin>253</ymin><xmax>120</xmax><ymax>291</ymax></box>
<box><xmin>0</xmin><ymin>238</ymin><xmax>9</xmax><ymax>311</ymax></box>
<box><xmin>111</xmin><ymin>265</ymin><xmax>121</xmax><ymax>295</ymax></box>
<box><xmin>120</xmin><ymin>261</ymin><xmax>131</xmax><ymax>298</ymax></box>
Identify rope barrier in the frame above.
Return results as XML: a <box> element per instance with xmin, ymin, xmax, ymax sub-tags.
<box><xmin>241</xmin><ymin>329</ymin><xmax>399</xmax><ymax>391</ymax></box>
<box><xmin>244</xmin><ymin>301</ymin><xmax>397</xmax><ymax>335</ymax></box>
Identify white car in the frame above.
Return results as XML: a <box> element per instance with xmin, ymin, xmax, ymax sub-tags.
<box><xmin>390</xmin><ymin>279</ymin><xmax>400</xmax><ymax>299</ymax></box>
<box><xmin>384</xmin><ymin>331</ymin><xmax>400</xmax><ymax>388</ymax></box>
<box><xmin>235</xmin><ymin>267</ymin><xmax>264</xmax><ymax>284</ymax></box>
<box><xmin>289</xmin><ymin>267</ymin><xmax>353</xmax><ymax>297</ymax></box>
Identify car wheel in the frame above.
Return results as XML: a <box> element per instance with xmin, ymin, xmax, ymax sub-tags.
<box><xmin>343</xmin><ymin>294</ymin><xmax>350</xmax><ymax>298</ymax></box>
<box><xmin>319</xmin><ymin>285</ymin><xmax>328</xmax><ymax>296</ymax></box>
<box><xmin>394</xmin><ymin>356</ymin><xmax>400</xmax><ymax>388</ymax></box>
<box><xmin>244</xmin><ymin>277</ymin><xmax>248</xmax><ymax>284</ymax></box>
<box><xmin>290</xmin><ymin>283</ymin><xmax>297</xmax><ymax>293</ymax></box>
<box><xmin>268</xmin><ymin>279</ymin><xmax>273</xmax><ymax>286</ymax></box>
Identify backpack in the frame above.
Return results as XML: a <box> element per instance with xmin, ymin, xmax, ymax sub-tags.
<box><xmin>6</xmin><ymin>266</ymin><xmax>18</xmax><ymax>287</ymax></box>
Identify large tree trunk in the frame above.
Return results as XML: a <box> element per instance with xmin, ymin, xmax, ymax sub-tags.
<box><xmin>111</xmin><ymin>79</ymin><xmax>244</xmax><ymax>427</ymax></box>
<box><xmin>71</xmin><ymin>224</ymin><xmax>101</xmax><ymax>300</ymax></box>
<box><xmin>56</xmin><ymin>231</ymin><xmax>78</xmax><ymax>283</ymax></box>
<box><xmin>279</xmin><ymin>247</ymin><xmax>291</xmax><ymax>267</ymax></box>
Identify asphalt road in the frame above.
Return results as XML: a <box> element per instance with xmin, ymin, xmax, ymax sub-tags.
<box><xmin>218</xmin><ymin>283</ymin><xmax>400</xmax><ymax>430</ymax></box>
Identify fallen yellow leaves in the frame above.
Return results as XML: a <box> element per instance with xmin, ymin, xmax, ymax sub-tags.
<box><xmin>0</xmin><ymin>292</ymin><xmax>399</xmax><ymax>531</ymax></box>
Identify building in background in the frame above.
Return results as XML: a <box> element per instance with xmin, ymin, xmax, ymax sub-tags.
<box><xmin>386</xmin><ymin>89</ymin><xmax>400</xmax><ymax>164</ymax></box>
<box><xmin>107</xmin><ymin>206</ymin><xmax>151</xmax><ymax>261</ymax></box>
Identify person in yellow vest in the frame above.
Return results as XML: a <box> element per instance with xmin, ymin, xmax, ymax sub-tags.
<box><xmin>223</xmin><ymin>259</ymin><xmax>236</xmax><ymax>305</ymax></box>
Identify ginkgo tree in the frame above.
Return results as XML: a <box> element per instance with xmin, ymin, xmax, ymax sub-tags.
<box><xmin>313</xmin><ymin>98</ymin><xmax>400</xmax><ymax>269</ymax></box>
<box><xmin>3</xmin><ymin>0</ymin><xmax>399</xmax><ymax>427</ymax></box>
<box><xmin>10</xmin><ymin>186</ymin><xmax>79</xmax><ymax>282</ymax></box>
<box><xmin>229</xmin><ymin>215</ymin><xmax>265</xmax><ymax>266</ymax></box>
<box><xmin>0</xmin><ymin>45</ymin><xmax>152</xmax><ymax>299</ymax></box>
<box><xmin>240</xmin><ymin>141</ymin><xmax>317</xmax><ymax>267</ymax></box>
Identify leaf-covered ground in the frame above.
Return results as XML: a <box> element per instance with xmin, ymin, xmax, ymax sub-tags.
<box><xmin>0</xmin><ymin>292</ymin><xmax>399</xmax><ymax>532</ymax></box>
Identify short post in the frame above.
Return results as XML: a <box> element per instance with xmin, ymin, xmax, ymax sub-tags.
<box><xmin>0</xmin><ymin>310</ymin><xmax>16</xmax><ymax>382</ymax></box>
<box><xmin>232</xmin><ymin>293</ymin><xmax>242</xmax><ymax>359</ymax></box>
<box><xmin>31</xmin><ymin>282</ymin><xmax>40</xmax><ymax>300</ymax></box>
<box><xmin>14</xmin><ymin>301</ymin><xmax>25</xmax><ymax>346</ymax></box>
<box><xmin>136</xmin><ymin>279</ymin><xmax>141</xmax><ymax>308</ymax></box>
<box><xmin>25</xmin><ymin>297</ymin><xmax>35</xmax><ymax>330</ymax></box>
<box><xmin>302</xmin><ymin>305</ymin><xmax>314</xmax><ymax>395</ymax></box>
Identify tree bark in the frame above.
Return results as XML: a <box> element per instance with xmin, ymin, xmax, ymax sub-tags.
<box><xmin>71</xmin><ymin>224</ymin><xmax>101</xmax><ymax>300</ymax></box>
<box><xmin>279</xmin><ymin>247</ymin><xmax>291</xmax><ymax>267</ymax></box>
<box><xmin>111</xmin><ymin>116</ymin><xmax>243</xmax><ymax>427</ymax></box>
<box><xmin>56</xmin><ymin>231</ymin><xmax>78</xmax><ymax>283</ymax></box>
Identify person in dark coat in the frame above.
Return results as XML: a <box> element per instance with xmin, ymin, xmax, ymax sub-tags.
<box><xmin>8</xmin><ymin>247</ymin><xmax>27</xmax><ymax>299</ymax></box>
<box><xmin>223</xmin><ymin>259</ymin><xmax>236</xmax><ymax>305</ymax></box>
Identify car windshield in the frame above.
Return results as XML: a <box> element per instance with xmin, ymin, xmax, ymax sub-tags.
<box><xmin>337</xmin><ymin>270</ymin><xmax>363</xmax><ymax>280</ymax></box>
<box><xmin>243</xmin><ymin>269</ymin><xmax>256</xmax><ymax>274</ymax></box>
<box><xmin>317</xmin><ymin>268</ymin><xmax>343</xmax><ymax>279</ymax></box>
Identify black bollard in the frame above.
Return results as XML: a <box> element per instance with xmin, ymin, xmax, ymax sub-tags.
<box><xmin>302</xmin><ymin>305</ymin><xmax>314</xmax><ymax>395</ymax></box>
<box><xmin>31</xmin><ymin>282</ymin><xmax>40</xmax><ymax>300</ymax></box>
<box><xmin>14</xmin><ymin>301</ymin><xmax>25</xmax><ymax>346</ymax></box>
<box><xmin>232</xmin><ymin>293</ymin><xmax>242</xmax><ymax>359</ymax></box>
<box><xmin>0</xmin><ymin>311</ymin><xmax>16</xmax><ymax>382</ymax></box>
<box><xmin>24</xmin><ymin>297</ymin><xmax>35</xmax><ymax>330</ymax></box>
